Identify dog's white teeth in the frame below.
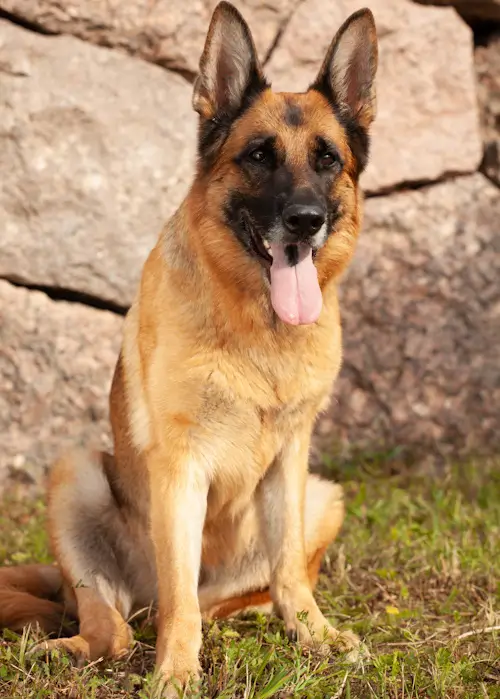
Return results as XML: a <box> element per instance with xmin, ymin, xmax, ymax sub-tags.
<box><xmin>263</xmin><ymin>240</ymin><xmax>272</xmax><ymax>256</ymax></box>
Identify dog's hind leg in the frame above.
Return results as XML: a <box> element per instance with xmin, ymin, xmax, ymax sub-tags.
<box><xmin>31</xmin><ymin>450</ymin><xmax>146</xmax><ymax>662</ymax></box>
<box><xmin>0</xmin><ymin>564</ymin><xmax>72</xmax><ymax>634</ymax></box>
<box><xmin>199</xmin><ymin>475</ymin><xmax>344</xmax><ymax>620</ymax></box>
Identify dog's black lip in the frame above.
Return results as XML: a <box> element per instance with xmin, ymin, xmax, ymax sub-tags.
<box><xmin>240</xmin><ymin>212</ymin><xmax>273</xmax><ymax>267</ymax></box>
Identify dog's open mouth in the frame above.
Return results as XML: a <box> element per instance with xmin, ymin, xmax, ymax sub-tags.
<box><xmin>241</xmin><ymin>213</ymin><xmax>272</xmax><ymax>267</ymax></box>
<box><xmin>241</xmin><ymin>213</ymin><xmax>322</xmax><ymax>326</ymax></box>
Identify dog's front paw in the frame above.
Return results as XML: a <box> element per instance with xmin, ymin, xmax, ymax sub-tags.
<box><xmin>155</xmin><ymin>614</ymin><xmax>203</xmax><ymax>696</ymax></box>
<box><xmin>155</xmin><ymin>662</ymin><xmax>201</xmax><ymax>699</ymax></box>
<box><xmin>154</xmin><ymin>645</ymin><xmax>201</xmax><ymax>699</ymax></box>
<box><xmin>289</xmin><ymin>612</ymin><xmax>363</xmax><ymax>662</ymax></box>
<box><xmin>322</xmin><ymin>626</ymin><xmax>365</xmax><ymax>662</ymax></box>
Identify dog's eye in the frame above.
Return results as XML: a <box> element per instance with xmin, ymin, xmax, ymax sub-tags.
<box><xmin>318</xmin><ymin>152</ymin><xmax>337</xmax><ymax>170</ymax></box>
<box><xmin>249</xmin><ymin>149</ymin><xmax>267</xmax><ymax>163</ymax></box>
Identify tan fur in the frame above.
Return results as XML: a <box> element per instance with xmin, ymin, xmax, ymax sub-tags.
<box><xmin>0</xmin><ymin>3</ymin><xmax>377</xmax><ymax>695</ymax></box>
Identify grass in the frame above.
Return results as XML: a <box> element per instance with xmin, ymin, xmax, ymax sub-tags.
<box><xmin>1</xmin><ymin>456</ymin><xmax>499</xmax><ymax>698</ymax></box>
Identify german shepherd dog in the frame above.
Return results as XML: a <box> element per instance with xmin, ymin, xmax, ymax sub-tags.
<box><xmin>0</xmin><ymin>2</ymin><xmax>378</xmax><ymax>694</ymax></box>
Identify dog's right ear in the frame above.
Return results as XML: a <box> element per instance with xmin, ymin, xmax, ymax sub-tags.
<box><xmin>193</xmin><ymin>2</ymin><xmax>268</xmax><ymax>122</ymax></box>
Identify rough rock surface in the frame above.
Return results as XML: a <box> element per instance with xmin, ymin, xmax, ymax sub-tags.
<box><xmin>413</xmin><ymin>0</ymin><xmax>500</xmax><ymax>22</ymax></box>
<box><xmin>267</xmin><ymin>0</ymin><xmax>483</xmax><ymax>193</ymax></box>
<box><xmin>0</xmin><ymin>0</ymin><xmax>299</xmax><ymax>77</ymax></box>
<box><xmin>0</xmin><ymin>20</ymin><xmax>197</xmax><ymax>307</ymax></box>
<box><xmin>316</xmin><ymin>174</ymin><xmax>500</xmax><ymax>461</ymax></box>
<box><xmin>0</xmin><ymin>281</ymin><xmax>123</xmax><ymax>496</ymax></box>
<box><xmin>475</xmin><ymin>33</ymin><xmax>500</xmax><ymax>186</ymax></box>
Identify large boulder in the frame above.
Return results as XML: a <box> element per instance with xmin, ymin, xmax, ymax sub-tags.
<box><xmin>267</xmin><ymin>0</ymin><xmax>483</xmax><ymax>194</ymax></box>
<box><xmin>0</xmin><ymin>0</ymin><xmax>299</xmax><ymax>78</ymax></box>
<box><xmin>0</xmin><ymin>20</ymin><xmax>197</xmax><ymax>307</ymax></box>
<box><xmin>475</xmin><ymin>32</ymin><xmax>500</xmax><ymax>187</ymax></box>
<box><xmin>316</xmin><ymin>174</ymin><xmax>500</xmax><ymax>462</ymax></box>
<box><xmin>0</xmin><ymin>281</ymin><xmax>123</xmax><ymax>496</ymax></box>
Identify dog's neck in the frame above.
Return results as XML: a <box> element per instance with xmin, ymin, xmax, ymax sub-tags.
<box><xmin>159</xmin><ymin>200</ymin><xmax>271</xmax><ymax>338</ymax></box>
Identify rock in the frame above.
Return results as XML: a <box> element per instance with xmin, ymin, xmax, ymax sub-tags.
<box><xmin>475</xmin><ymin>32</ymin><xmax>500</xmax><ymax>186</ymax></box>
<box><xmin>0</xmin><ymin>0</ymin><xmax>298</xmax><ymax>78</ymax></box>
<box><xmin>315</xmin><ymin>174</ymin><xmax>500</xmax><ymax>462</ymax></box>
<box><xmin>266</xmin><ymin>0</ymin><xmax>483</xmax><ymax>194</ymax></box>
<box><xmin>413</xmin><ymin>1</ymin><xmax>500</xmax><ymax>22</ymax></box>
<box><xmin>0</xmin><ymin>281</ymin><xmax>123</xmax><ymax>496</ymax></box>
<box><xmin>0</xmin><ymin>20</ymin><xmax>197</xmax><ymax>307</ymax></box>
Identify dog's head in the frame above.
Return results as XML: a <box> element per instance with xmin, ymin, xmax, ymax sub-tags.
<box><xmin>192</xmin><ymin>2</ymin><xmax>378</xmax><ymax>326</ymax></box>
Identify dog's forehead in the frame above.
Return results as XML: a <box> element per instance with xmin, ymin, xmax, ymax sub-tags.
<box><xmin>231</xmin><ymin>90</ymin><xmax>349</xmax><ymax>155</ymax></box>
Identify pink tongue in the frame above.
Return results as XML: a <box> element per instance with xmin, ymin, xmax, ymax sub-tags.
<box><xmin>269</xmin><ymin>243</ymin><xmax>322</xmax><ymax>325</ymax></box>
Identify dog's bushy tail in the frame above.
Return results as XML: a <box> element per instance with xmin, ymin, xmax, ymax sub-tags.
<box><xmin>0</xmin><ymin>564</ymin><xmax>72</xmax><ymax>634</ymax></box>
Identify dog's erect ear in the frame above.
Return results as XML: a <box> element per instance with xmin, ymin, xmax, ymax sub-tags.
<box><xmin>310</xmin><ymin>8</ymin><xmax>378</xmax><ymax>130</ymax></box>
<box><xmin>193</xmin><ymin>1</ymin><xmax>267</xmax><ymax>121</ymax></box>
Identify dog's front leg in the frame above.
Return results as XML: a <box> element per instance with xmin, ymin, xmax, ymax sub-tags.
<box><xmin>258</xmin><ymin>425</ymin><xmax>359</xmax><ymax>655</ymax></box>
<box><xmin>148</xmin><ymin>450</ymin><xmax>208</xmax><ymax>695</ymax></box>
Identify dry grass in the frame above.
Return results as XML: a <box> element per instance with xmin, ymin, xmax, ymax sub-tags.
<box><xmin>1</xmin><ymin>456</ymin><xmax>499</xmax><ymax>698</ymax></box>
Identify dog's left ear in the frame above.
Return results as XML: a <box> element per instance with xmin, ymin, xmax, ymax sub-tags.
<box><xmin>310</xmin><ymin>8</ymin><xmax>378</xmax><ymax>130</ymax></box>
<box><xmin>193</xmin><ymin>1</ymin><xmax>267</xmax><ymax>121</ymax></box>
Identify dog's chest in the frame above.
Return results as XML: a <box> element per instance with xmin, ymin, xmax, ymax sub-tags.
<box><xmin>203</xmin><ymin>397</ymin><xmax>308</xmax><ymax>520</ymax></box>
<box><xmin>200</xmin><ymin>348</ymin><xmax>334</xmax><ymax>517</ymax></box>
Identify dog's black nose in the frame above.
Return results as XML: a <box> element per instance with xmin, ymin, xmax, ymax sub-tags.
<box><xmin>283</xmin><ymin>203</ymin><xmax>325</xmax><ymax>238</ymax></box>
